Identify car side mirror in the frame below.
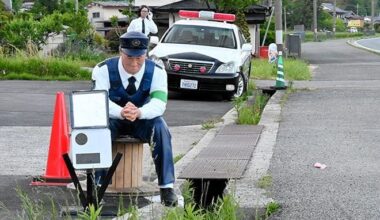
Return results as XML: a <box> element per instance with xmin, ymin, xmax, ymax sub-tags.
<box><xmin>241</xmin><ymin>43</ymin><xmax>252</xmax><ymax>51</ymax></box>
<box><xmin>150</xmin><ymin>36</ymin><xmax>159</xmax><ymax>45</ymax></box>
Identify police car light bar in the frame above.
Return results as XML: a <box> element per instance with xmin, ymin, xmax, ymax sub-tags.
<box><xmin>179</xmin><ymin>10</ymin><xmax>236</xmax><ymax>22</ymax></box>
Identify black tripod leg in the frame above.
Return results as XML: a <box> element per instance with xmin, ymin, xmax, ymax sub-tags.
<box><xmin>97</xmin><ymin>153</ymin><xmax>123</xmax><ymax>202</ymax></box>
<box><xmin>62</xmin><ymin>153</ymin><xmax>87</xmax><ymax>209</ymax></box>
<box><xmin>86</xmin><ymin>169</ymin><xmax>94</xmax><ymax>209</ymax></box>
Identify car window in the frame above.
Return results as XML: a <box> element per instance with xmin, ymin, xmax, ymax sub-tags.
<box><xmin>238</xmin><ymin>30</ymin><xmax>246</xmax><ymax>47</ymax></box>
<box><xmin>162</xmin><ymin>25</ymin><xmax>236</xmax><ymax>49</ymax></box>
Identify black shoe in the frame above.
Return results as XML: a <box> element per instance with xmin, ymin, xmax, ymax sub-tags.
<box><xmin>160</xmin><ymin>188</ymin><xmax>178</xmax><ymax>207</ymax></box>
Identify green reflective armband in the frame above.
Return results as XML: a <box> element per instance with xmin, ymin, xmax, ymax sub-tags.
<box><xmin>150</xmin><ymin>91</ymin><xmax>167</xmax><ymax>103</ymax></box>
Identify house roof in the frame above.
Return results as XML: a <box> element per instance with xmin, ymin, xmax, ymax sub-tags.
<box><xmin>134</xmin><ymin>0</ymin><xmax>183</xmax><ymax>7</ymax></box>
<box><xmin>321</xmin><ymin>3</ymin><xmax>347</xmax><ymax>14</ymax></box>
<box><xmin>87</xmin><ymin>1</ymin><xmax>130</xmax><ymax>8</ymax></box>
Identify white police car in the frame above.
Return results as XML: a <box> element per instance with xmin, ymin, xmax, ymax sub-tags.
<box><xmin>149</xmin><ymin>10</ymin><xmax>252</xmax><ymax>99</ymax></box>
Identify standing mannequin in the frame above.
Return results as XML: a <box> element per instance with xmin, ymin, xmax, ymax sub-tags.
<box><xmin>127</xmin><ymin>5</ymin><xmax>158</xmax><ymax>37</ymax></box>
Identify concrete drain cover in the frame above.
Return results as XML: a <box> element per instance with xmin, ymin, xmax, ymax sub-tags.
<box><xmin>178</xmin><ymin>159</ymin><xmax>248</xmax><ymax>179</ymax></box>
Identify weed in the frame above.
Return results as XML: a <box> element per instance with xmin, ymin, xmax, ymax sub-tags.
<box><xmin>173</xmin><ymin>153</ymin><xmax>185</xmax><ymax>164</ymax></box>
<box><xmin>257</xmin><ymin>175</ymin><xmax>272</xmax><ymax>189</ymax></box>
<box><xmin>251</xmin><ymin>58</ymin><xmax>310</xmax><ymax>81</ymax></box>
<box><xmin>16</xmin><ymin>187</ymin><xmax>47</xmax><ymax>219</ymax></box>
<box><xmin>235</xmin><ymin>92</ymin><xmax>270</xmax><ymax>125</ymax></box>
<box><xmin>117</xmin><ymin>194</ymin><xmax>128</xmax><ymax>217</ymax></box>
<box><xmin>77</xmin><ymin>204</ymin><xmax>102</xmax><ymax>220</ymax></box>
<box><xmin>280</xmin><ymin>81</ymin><xmax>296</xmax><ymax>107</ymax></box>
<box><xmin>265</xmin><ymin>201</ymin><xmax>280</xmax><ymax>217</ymax></box>
<box><xmin>191</xmin><ymin>141</ymin><xmax>199</xmax><ymax>146</ymax></box>
<box><xmin>201</xmin><ymin>118</ymin><xmax>222</xmax><ymax>130</ymax></box>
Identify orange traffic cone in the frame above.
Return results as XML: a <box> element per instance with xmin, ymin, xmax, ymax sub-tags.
<box><xmin>31</xmin><ymin>91</ymin><xmax>72</xmax><ymax>186</ymax></box>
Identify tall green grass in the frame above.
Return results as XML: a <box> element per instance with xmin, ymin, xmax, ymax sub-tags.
<box><xmin>164</xmin><ymin>181</ymin><xmax>240</xmax><ymax>220</ymax></box>
<box><xmin>252</xmin><ymin>58</ymin><xmax>310</xmax><ymax>81</ymax></box>
<box><xmin>233</xmin><ymin>91</ymin><xmax>270</xmax><ymax>125</ymax></box>
<box><xmin>304</xmin><ymin>31</ymin><xmax>364</xmax><ymax>42</ymax></box>
<box><xmin>0</xmin><ymin>56</ymin><xmax>91</xmax><ymax>80</ymax></box>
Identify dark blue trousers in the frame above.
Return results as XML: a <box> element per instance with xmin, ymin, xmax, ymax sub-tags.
<box><xmin>96</xmin><ymin>117</ymin><xmax>175</xmax><ymax>186</ymax></box>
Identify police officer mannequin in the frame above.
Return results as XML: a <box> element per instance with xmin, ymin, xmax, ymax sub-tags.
<box><xmin>127</xmin><ymin>5</ymin><xmax>158</xmax><ymax>37</ymax></box>
<box><xmin>91</xmin><ymin>31</ymin><xmax>177</xmax><ymax>207</ymax></box>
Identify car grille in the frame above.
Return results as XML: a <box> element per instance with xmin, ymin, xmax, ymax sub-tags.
<box><xmin>168</xmin><ymin>59</ymin><xmax>214</xmax><ymax>75</ymax></box>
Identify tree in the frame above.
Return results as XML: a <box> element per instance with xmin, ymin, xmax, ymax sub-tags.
<box><xmin>11</xmin><ymin>0</ymin><xmax>23</xmax><ymax>14</ymax></box>
<box><xmin>284</xmin><ymin>0</ymin><xmax>319</xmax><ymax>30</ymax></box>
<box><xmin>204</xmin><ymin>0</ymin><xmax>258</xmax><ymax>12</ymax></box>
<box><xmin>203</xmin><ymin>0</ymin><xmax>258</xmax><ymax>41</ymax></box>
<box><xmin>0</xmin><ymin>11</ymin><xmax>64</xmax><ymax>50</ymax></box>
<box><xmin>32</xmin><ymin>0</ymin><xmax>59</xmax><ymax>14</ymax></box>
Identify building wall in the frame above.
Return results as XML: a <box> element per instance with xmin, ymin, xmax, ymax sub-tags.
<box><xmin>2</xmin><ymin>0</ymin><xmax>12</xmax><ymax>10</ymax></box>
<box><xmin>87</xmin><ymin>4</ymin><xmax>127</xmax><ymax>33</ymax></box>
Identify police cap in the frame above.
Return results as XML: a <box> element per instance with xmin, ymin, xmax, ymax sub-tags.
<box><xmin>120</xmin><ymin>31</ymin><xmax>148</xmax><ymax>57</ymax></box>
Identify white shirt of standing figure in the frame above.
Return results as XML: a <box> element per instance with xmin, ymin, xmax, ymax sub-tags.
<box><xmin>127</xmin><ymin>14</ymin><xmax>158</xmax><ymax>37</ymax></box>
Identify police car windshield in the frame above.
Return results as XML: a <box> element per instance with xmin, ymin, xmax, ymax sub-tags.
<box><xmin>163</xmin><ymin>25</ymin><xmax>236</xmax><ymax>49</ymax></box>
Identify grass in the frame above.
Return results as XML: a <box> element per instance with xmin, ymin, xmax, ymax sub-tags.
<box><xmin>251</xmin><ymin>58</ymin><xmax>311</xmax><ymax>81</ymax></box>
<box><xmin>0</xmin><ymin>56</ymin><xmax>91</xmax><ymax>80</ymax></box>
<box><xmin>234</xmin><ymin>92</ymin><xmax>270</xmax><ymax>125</ymax></box>
<box><xmin>304</xmin><ymin>31</ymin><xmax>364</xmax><ymax>42</ymax></box>
<box><xmin>257</xmin><ymin>175</ymin><xmax>273</xmax><ymax>189</ymax></box>
<box><xmin>201</xmin><ymin>118</ymin><xmax>223</xmax><ymax>130</ymax></box>
<box><xmin>280</xmin><ymin>81</ymin><xmax>296</xmax><ymax>107</ymax></box>
<box><xmin>173</xmin><ymin>153</ymin><xmax>185</xmax><ymax>164</ymax></box>
<box><xmin>265</xmin><ymin>201</ymin><xmax>281</xmax><ymax>217</ymax></box>
<box><xmin>9</xmin><ymin>180</ymin><xmax>243</xmax><ymax>219</ymax></box>
<box><xmin>164</xmin><ymin>181</ymin><xmax>240</xmax><ymax>220</ymax></box>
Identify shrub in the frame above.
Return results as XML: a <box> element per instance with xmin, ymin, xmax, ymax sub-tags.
<box><xmin>0</xmin><ymin>56</ymin><xmax>91</xmax><ymax>80</ymax></box>
<box><xmin>105</xmin><ymin>27</ymin><xmax>128</xmax><ymax>52</ymax></box>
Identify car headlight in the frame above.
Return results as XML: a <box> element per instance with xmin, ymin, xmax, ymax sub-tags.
<box><xmin>215</xmin><ymin>62</ymin><xmax>236</xmax><ymax>73</ymax></box>
<box><xmin>150</xmin><ymin>55</ymin><xmax>164</xmax><ymax>68</ymax></box>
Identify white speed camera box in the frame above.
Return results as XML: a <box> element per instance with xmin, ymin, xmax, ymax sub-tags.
<box><xmin>69</xmin><ymin>90</ymin><xmax>112</xmax><ymax>169</ymax></box>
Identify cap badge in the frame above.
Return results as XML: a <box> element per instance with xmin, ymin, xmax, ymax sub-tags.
<box><xmin>131</xmin><ymin>39</ymin><xmax>141</xmax><ymax>47</ymax></box>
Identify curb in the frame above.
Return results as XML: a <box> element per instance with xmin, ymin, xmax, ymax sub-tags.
<box><xmin>347</xmin><ymin>38</ymin><xmax>380</xmax><ymax>55</ymax></box>
<box><xmin>230</xmin><ymin>90</ymin><xmax>285</xmax><ymax>219</ymax></box>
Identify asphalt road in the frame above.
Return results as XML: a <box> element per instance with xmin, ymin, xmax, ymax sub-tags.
<box><xmin>356</xmin><ymin>37</ymin><xmax>380</xmax><ymax>51</ymax></box>
<box><xmin>0</xmin><ymin>80</ymin><xmax>233</xmax><ymax>127</ymax></box>
<box><xmin>269</xmin><ymin>39</ymin><xmax>380</xmax><ymax>219</ymax></box>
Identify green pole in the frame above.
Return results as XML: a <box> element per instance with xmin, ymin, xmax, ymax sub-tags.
<box><xmin>275</xmin><ymin>51</ymin><xmax>286</xmax><ymax>88</ymax></box>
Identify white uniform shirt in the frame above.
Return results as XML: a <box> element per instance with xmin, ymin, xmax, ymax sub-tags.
<box><xmin>92</xmin><ymin>57</ymin><xmax>168</xmax><ymax>120</ymax></box>
<box><xmin>127</xmin><ymin>17</ymin><xmax>158</xmax><ymax>36</ymax></box>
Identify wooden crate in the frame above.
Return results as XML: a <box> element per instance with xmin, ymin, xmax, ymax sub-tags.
<box><xmin>109</xmin><ymin>136</ymin><xmax>143</xmax><ymax>190</ymax></box>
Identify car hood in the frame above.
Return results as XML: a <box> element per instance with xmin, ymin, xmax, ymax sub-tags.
<box><xmin>150</xmin><ymin>43</ymin><xmax>240</xmax><ymax>63</ymax></box>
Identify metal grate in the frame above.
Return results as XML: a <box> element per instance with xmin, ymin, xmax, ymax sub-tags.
<box><xmin>178</xmin><ymin>125</ymin><xmax>263</xmax><ymax>179</ymax></box>
<box><xmin>168</xmin><ymin>59</ymin><xmax>214</xmax><ymax>75</ymax></box>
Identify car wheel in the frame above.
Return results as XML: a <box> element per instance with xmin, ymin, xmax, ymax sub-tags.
<box><xmin>224</xmin><ymin>72</ymin><xmax>247</xmax><ymax>100</ymax></box>
<box><xmin>234</xmin><ymin>72</ymin><xmax>247</xmax><ymax>98</ymax></box>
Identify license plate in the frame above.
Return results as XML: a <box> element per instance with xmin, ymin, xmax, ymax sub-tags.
<box><xmin>180</xmin><ymin>79</ymin><xmax>198</xmax><ymax>90</ymax></box>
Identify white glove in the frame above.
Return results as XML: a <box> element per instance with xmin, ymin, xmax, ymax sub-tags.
<box><xmin>148</xmin><ymin>12</ymin><xmax>153</xmax><ymax>20</ymax></box>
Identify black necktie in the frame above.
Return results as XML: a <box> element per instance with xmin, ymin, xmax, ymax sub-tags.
<box><xmin>126</xmin><ymin>76</ymin><xmax>136</xmax><ymax>95</ymax></box>
<box><xmin>142</xmin><ymin>19</ymin><xmax>145</xmax><ymax>34</ymax></box>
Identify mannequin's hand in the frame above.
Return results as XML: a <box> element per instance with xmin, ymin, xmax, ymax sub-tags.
<box><xmin>122</xmin><ymin>102</ymin><xmax>140</xmax><ymax>121</ymax></box>
<box><xmin>148</xmin><ymin>12</ymin><xmax>153</xmax><ymax>20</ymax></box>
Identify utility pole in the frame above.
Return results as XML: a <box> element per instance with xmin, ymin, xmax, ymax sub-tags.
<box><xmin>313</xmin><ymin>0</ymin><xmax>318</xmax><ymax>41</ymax></box>
<box><xmin>357</xmin><ymin>3</ymin><xmax>359</xmax><ymax>15</ymax></box>
<box><xmin>284</xmin><ymin>7</ymin><xmax>287</xmax><ymax>35</ymax></box>
<box><xmin>371</xmin><ymin>0</ymin><xmax>375</xmax><ymax>31</ymax></box>
<box><xmin>333</xmin><ymin>0</ymin><xmax>336</xmax><ymax>37</ymax></box>
<box><xmin>275</xmin><ymin>0</ymin><xmax>283</xmax><ymax>52</ymax></box>
<box><xmin>75</xmin><ymin>0</ymin><xmax>78</xmax><ymax>13</ymax></box>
